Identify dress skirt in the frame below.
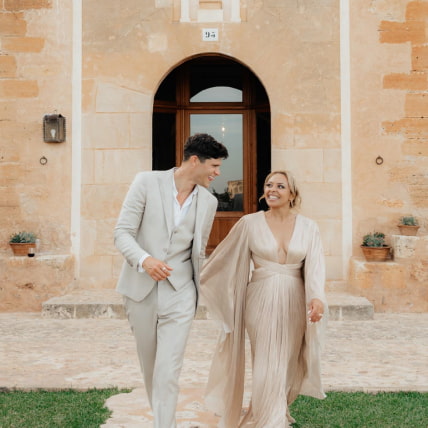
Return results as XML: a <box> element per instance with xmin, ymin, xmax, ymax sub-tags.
<box><xmin>240</xmin><ymin>269</ymin><xmax>306</xmax><ymax>428</ymax></box>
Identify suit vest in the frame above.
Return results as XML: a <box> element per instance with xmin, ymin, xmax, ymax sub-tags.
<box><xmin>164</xmin><ymin>195</ymin><xmax>197</xmax><ymax>290</ymax></box>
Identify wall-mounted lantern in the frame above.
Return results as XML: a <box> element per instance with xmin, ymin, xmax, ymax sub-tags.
<box><xmin>43</xmin><ymin>114</ymin><xmax>66</xmax><ymax>143</ymax></box>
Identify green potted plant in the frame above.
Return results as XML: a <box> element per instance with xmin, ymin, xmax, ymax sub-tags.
<box><xmin>9</xmin><ymin>231</ymin><xmax>37</xmax><ymax>256</ymax></box>
<box><xmin>361</xmin><ymin>232</ymin><xmax>391</xmax><ymax>262</ymax></box>
<box><xmin>397</xmin><ymin>216</ymin><xmax>419</xmax><ymax>236</ymax></box>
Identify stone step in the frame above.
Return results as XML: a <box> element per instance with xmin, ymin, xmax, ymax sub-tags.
<box><xmin>42</xmin><ymin>289</ymin><xmax>373</xmax><ymax>321</ymax></box>
<box><xmin>326</xmin><ymin>292</ymin><xmax>374</xmax><ymax>320</ymax></box>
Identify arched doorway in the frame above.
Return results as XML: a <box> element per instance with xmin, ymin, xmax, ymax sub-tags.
<box><xmin>153</xmin><ymin>54</ymin><xmax>271</xmax><ymax>252</ymax></box>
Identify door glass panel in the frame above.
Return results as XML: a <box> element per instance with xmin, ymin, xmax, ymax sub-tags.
<box><xmin>191</xmin><ymin>114</ymin><xmax>243</xmax><ymax>212</ymax></box>
<box><xmin>190</xmin><ymin>86</ymin><xmax>242</xmax><ymax>102</ymax></box>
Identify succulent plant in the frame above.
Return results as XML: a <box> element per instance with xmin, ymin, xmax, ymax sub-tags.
<box><xmin>9</xmin><ymin>231</ymin><xmax>37</xmax><ymax>243</ymax></box>
<box><xmin>399</xmin><ymin>216</ymin><xmax>418</xmax><ymax>226</ymax></box>
<box><xmin>362</xmin><ymin>232</ymin><xmax>386</xmax><ymax>247</ymax></box>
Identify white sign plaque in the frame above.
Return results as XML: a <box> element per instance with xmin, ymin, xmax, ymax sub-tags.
<box><xmin>202</xmin><ymin>28</ymin><xmax>219</xmax><ymax>41</ymax></box>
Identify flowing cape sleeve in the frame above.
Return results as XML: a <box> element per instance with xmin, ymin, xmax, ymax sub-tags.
<box><xmin>301</xmin><ymin>218</ymin><xmax>328</xmax><ymax>399</ymax></box>
<box><xmin>200</xmin><ymin>217</ymin><xmax>251</xmax><ymax>428</ymax></box>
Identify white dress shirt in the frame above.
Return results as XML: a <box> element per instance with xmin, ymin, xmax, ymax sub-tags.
<box><xmin>138</xmin><ymin>173</ymin><xmax>198</xmax><ymax>271</ymax></box>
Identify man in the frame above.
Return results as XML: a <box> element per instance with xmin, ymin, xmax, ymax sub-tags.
<box><xmin>114</xmin><ymin>133</ymin><xmax>229</xmax><ymax>428</ymax></box>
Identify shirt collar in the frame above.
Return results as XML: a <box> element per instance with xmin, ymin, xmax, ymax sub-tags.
<box><xmin>172</xmin><ymin>170</ymin><xmax>198</xmax><ymax>198</ymax></box>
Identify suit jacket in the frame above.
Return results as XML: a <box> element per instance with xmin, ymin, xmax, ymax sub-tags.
<box><xmin>114</xmin><ymin>168</ymin><xmax>218</xmax><ymax>303</ymax></box>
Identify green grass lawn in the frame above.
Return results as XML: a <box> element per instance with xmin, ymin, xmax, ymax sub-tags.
<box><xmin>0</xmin><ymin>388</ymin><xmax>127</xmax><ymax>428</ymax></box>
<box><xmin>290</xmin><ymin>391</ymin><xmax>428</xmax><ymax>428</ymax></box>
<box><xmin>0</xmin><ymin>389</ymin><xmax>426</xmax><ymax>427</ymax></box>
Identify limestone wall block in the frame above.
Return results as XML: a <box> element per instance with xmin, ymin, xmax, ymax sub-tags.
<box><xmin>383</xmin><ymin>72</ymin><xmax>427</xmax><ymax>91</ymax></box>
<box><xmin>93</xmin><ymin>149</ymin><xmax>146</xmax><ymax>184</ymax></box>
<box><xmin>323</xmin><ymin>149</ymin><xmax>342</xmax><ymax>183</ymax></box>
<box><xmin>0</xmin><ymin>12</ymin><xmax>26</xmax><ymax>35</ymax></box>
<box><xmin>403</xmin><ymin>140</ymin><xmax>428</xmax><ymax>156</ymax></box>
<box><xmin>130</xmin><ymin>113</ymin><xmax>152</xmax><ymax>150</ymax></box>
<box><xmin>2</xmin><ymin>36</ymin><xmax>44</xmax><ymax>53</ymax></box>
<box><xmin>94</xmin><ymin>219</ymin><xmax>118</xmax><ymax>256</ymax></box>
<box><xmin>4</xmin><ymin>0</ymin><xmax>52</xmax><ymax>10</ymax></box>
<box><xmin>82</xmin><ymin>148</ymin><xmax>95</xmax><ymax>185</ymax></box>
<box><xmin>83</xmin><ymin>113</ymin><xmax>130</xmax><ymax>149</ymax></box>
<box><xmin>406</xmin><ymin>1</ymin><xmax>428</xmax><ymax>19</ymax></box>
<box><xmin>0</xmin><ymin>79</ymin><xmax>38</xmax><ymax>97</ymax></box>
<box><xmin>81</xmin><ymin>184</ymin><xmax>129</xmax><ymax>220</ymax></box>
<box><xmin>293</xmin><ymin>113</ymin><xmax>341</xmax><ymax>149</ymax></box>
<box><xmin>0</xmin><ymin>255</ymin><xmax>74</xmax><ymax>312</ymax></box>
<box><xmin>271</xmin><ymin>149</ymin><xmax>324</xmax><ymax>182</ymax></box>
<box><xmin>80</xmin><ymin>255</ymin><xmax>114</xmax><ymax>283</ymax></box>
<box><xmin>412</xmin><ymin>46</ymin><xmax>428</xmax><ymax>71</ymax></box>
<box><xmin>299</xmin><ymin>182</ymin><xmax>342</xmax><ymax>220</ymax></box>
<box><xmin>80</xmin><ymin>219</ymin><xmax>97</xmax><ymax>258</ymax></box>
<box><xmin>318</xmin><ymin>219</ymin><xmax>342</xmax><ymax>257</ymax></box>
<box><xmin>112</xmin><ymin>254</ymin><xmax>125</xmax><ymax>278</ymax></box>
<box><xmin>0</xmin><ymin>55</ymin><xmax>17</xmax><ymax>78</ymax></box>
<box><xmin>379</xmin><ymin>20</ymin><xmax>425</xmax><ymax>45</ymax></box>
<box><xmin>96</xmin><ymin>82</ymin><xmax>152</xmax><ymax>113</ymax></box>
<box><xmin>325</xmin><ymin>255</ymin><xmax>343</xmax><ymax>280</ymax></box>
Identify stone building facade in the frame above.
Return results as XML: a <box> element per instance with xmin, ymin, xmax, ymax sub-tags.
<box><xmin>0</xmin><ymin>0</ymin><xmax>427</xmax><ymax>312</ymax></box>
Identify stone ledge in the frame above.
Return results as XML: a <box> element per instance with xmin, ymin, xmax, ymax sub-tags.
<box><xmin>42</xmin><ymin>289</ymin><xmax>373</xmax><ymax>321</ymax></box>
<box><xmin>391</xmin><ymin>234</ymin><xmax>427</xmax><ymax>260</ymax></box>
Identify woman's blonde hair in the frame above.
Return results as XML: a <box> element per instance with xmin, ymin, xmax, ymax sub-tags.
<box><xmin>259</xmin><ymin>170</ymin><xmax>301</xmax><ymax>208</ymax></box>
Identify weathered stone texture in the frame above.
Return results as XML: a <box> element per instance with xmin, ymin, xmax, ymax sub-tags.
<box><xmin>406</xmin><ymin>0</ymin><xmax>428</xmax><ymax>20</ymax></box>
<box><xmin>405</xmin><ymin>93</ymin><xmax>428</xmax><ymax>117</ymax></box>
<box><xmin>409</xmin><ymin>184</ymin><xmax>428</xmax><ymax>207</ymax></box>
<box><xmin>383</xmin><ymin>72</ymin><xmax>428</xmax><ymax>90</ymax></box>
<box><xmin>412</xmin><ymin>46</ymin><xmax>428</xmax><ymax>71</ymax></box>
<box><xmin>0</xmin><ymin>255</ymin><xmax>74</xmax><ymax>312</ymax></box>
<box><xmin>0</xmin><ymin>55</ymin><xmax>16</xmax><ymax>78</ymax></box>
<box><xmin>379</xmin><ymin>20</ymin><xmax>425</xmax><ymax>44</ymax></box>
<box><xmin>402</xmin><ymin>140</ymin><xmax>428</xmax><ymax>156</ymax></box>
<box><xmin>0</xmin><ymin>79</ymin><xmax>38</xmax><ymax>97</ymax></box>
<box><xmin>349</xmin><ymin>258</ymin><xmax>427</xmax><ymax>312</ymax></box>
<box><xmin>383</xmin><ymin>117</ymin><xmax>428</xmax><ymax>136</ymax></box>
<box><xmin>1</xmin><ymin>0</ymin><xmax>427</xmax><ymax>313</ymax></box>
<box><xmin>4</xmin><ymin>0</ymin><xmax>52</xmax><ymax>10</ymax></box>
<box><xmin>350</xmin><ymin>235</ymin><xmax>428</xmax><ymax>312</ymax></box>
<box><xmin>0</xmin><ymin>12</ymin><xmax>26</xmax><ymax>35</ymax></box>
<box><xmin>2</xmin><ymin>37</ymin><xmax>45</xmax><ymax>53</ymax></box>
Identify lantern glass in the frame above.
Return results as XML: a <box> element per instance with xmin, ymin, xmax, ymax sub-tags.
<box><xmin>43</xmin><ymin>114</ymin><xmax>66</xmax><ymax>142</ymax></box>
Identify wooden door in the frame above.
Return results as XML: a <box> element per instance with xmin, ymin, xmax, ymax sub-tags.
<box><xmin>153</xmin><ymin>55</ymin><xmax>270</xmax><ymax>252</ymax></box>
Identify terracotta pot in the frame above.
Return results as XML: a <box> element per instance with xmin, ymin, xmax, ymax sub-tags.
<box><xmin>397</xmin><ymin>224</ymin><xmax>419</xmax><ymax>236</ymax></box>
<box><xmin>9</xmin><ymin>242</ymin><xmax>36</xmax><ymax>256</ymax></box>
<box><xmin>360</xmin><ymin>245</ymin><xmax>391</xmax><ymax>262</ymax></box>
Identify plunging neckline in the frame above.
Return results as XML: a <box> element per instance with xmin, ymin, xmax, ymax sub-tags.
<box><xmin>262</xmin><ymin>211</ymin><xmax>299</xmax><ymax>264</ymax></box>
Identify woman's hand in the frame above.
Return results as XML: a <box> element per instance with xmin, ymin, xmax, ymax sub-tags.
<box><xmin>308</xmin><ymin>298</ymin><xmax>324</xmax><ymax>324</ymax></box>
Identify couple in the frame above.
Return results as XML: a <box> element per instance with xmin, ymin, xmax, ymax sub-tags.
<box><xmin>114</xmin><ymin>133</ymin><xmax>327</xmax><ymax>428</ymax></box>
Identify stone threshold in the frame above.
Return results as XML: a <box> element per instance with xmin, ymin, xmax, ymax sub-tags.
<box><xmin>42</xmin><ymin>289</ymin><xmax>373</xmax><ymax>321</ymax></box>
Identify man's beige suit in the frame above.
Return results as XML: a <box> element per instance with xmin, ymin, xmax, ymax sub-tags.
<box><xmin>114</xmin><ymin>168</ymin><xmax>217</xmax><ymax>428</ymax></box>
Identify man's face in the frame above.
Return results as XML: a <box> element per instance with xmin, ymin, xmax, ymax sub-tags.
<box><xmin>193</xmin><ymin>157</ymin><xmax>223</xmax><ymax>188</ymax></box>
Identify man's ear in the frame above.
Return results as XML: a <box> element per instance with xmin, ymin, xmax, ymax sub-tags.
<box><xmin>190</xmin><ymin>155</ymin><xmax>200</xmax><ymax>166</ymax></box>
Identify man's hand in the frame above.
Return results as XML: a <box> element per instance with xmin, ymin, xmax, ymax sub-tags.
<box><xmin>307</xmin><ymin>298</ymin><xmax>324</xmax><ymax>324</ymax></box>
<box><xmin>142</xmin><ymin>256</ymin><xmax>173</xmax><ymax>281</ymax></box>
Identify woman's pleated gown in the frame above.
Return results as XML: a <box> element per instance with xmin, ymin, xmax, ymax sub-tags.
<box><xmin>200</xmin><ymin>211</ymin><xmax>328</xmax><ymax>428</ymax></box>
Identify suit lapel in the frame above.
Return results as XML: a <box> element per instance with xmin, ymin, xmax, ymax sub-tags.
<box><xmin>159</xmin><ymin>169</ymin><xmax>175</xmax><ymax>237</ymax></box>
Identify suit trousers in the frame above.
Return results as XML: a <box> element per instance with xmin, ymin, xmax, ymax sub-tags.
<box><xmin>124</xmin><ymin>279</ymin><xmax>196</xmax><ymax>428</ymax></box>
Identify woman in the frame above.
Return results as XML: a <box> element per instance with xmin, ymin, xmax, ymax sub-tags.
<box><xmin>201</xmin><ymin>171</ymin><xmax>327</xmax><ymax>428</ymax></box>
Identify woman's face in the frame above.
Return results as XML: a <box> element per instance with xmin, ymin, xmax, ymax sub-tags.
<box><xmin>264</xmin><ymin>173</ymin><xmax>294</xmax><ymax>209</ymax></box>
